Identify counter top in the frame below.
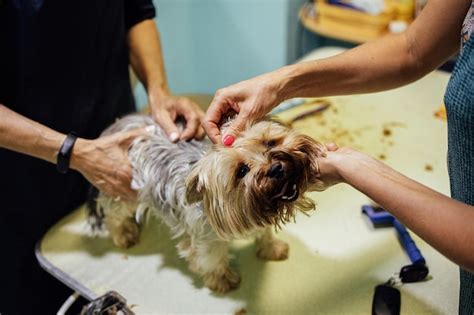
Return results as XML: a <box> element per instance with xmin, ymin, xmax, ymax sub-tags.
<box><xmin>38</xmin><ymin>47</ymin><xmax>457</xmax><ymax>314</ymax></box>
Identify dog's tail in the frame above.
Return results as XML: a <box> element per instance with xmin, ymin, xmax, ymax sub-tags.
<box><xmin>86</xmin><ymin>185</ymin><xmax>105</xmax><ymax>231</ymax></box>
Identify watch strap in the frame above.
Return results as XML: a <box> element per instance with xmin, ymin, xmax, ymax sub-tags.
<box><xmin>57</xmin><ymin>132</ymin><xmax>78</xmax><ymax>174</ymax></box>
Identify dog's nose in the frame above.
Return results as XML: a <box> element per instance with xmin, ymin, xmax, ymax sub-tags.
<box><xmin>267</xmin><ymin>163</ymin><xmax>284</xmax><ymax>179</ymax></box>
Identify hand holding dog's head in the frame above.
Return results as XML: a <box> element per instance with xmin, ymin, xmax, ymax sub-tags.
<box><xmin>186</xmin><ymin>120</ymin><xmax>328</xmax><ymax>239</ymax></box>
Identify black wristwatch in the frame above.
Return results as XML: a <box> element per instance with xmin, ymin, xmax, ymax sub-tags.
<box><xmin>57</xmin><ymin>132</ymin><xmax>78</xmax><ymax>174</ymax></box>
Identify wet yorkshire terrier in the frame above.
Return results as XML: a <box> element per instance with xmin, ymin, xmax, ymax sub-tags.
<box><xmin>88</xmin><ymin>114</ymin><xmax>328</xmax><ymax>293</ymax></box>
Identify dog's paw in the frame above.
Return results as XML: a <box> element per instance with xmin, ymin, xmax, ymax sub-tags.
<box><xmin>204</xmin><ymin>268</ymin><xmax>241</xmax><ymax>293</ymax></box>
<box><xmin>176</xmin><ymin>238</ymin><xmax>193</xmax><ymax>259</ymax></box>
<box><xmin>112</xmin><ymin>219</ymin><xmax>140</xmax><ymax>249</ymax></box>
<box><xmin>257</xmin><ymin>239</ymin><xmax>289</xmax><ymax>261</ymax></box>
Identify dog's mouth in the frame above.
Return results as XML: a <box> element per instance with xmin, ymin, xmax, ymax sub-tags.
<box><xmin>271</xmin><ymin>181</ymin><xmax>299</xmax><ymax>203</ymax></box>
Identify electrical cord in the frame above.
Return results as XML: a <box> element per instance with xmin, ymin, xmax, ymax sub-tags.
<box><xmin>57</xmin><ymin>291</ymin><xmax>80</xmax><ymax>315</ymax></box>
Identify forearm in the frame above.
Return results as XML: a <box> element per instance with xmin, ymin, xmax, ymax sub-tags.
<box><xmin>128</xmin><ymin>19</ymin><xmax>170</xmax><ymax>101</ymax></box>
<box><xmin>0</xmin><ymin>104</ymin><xmax>66</xmax><ymax>163</ymax></box>
<box><xmin>277</xmin><ymin>34</ymin><xmax>420</xmax><ymax>99</ymax></box>
<box><xmin>333</xmin><ymin>151</ymin><xmax>474</xmax><ymax>271</ymax></box>
<box><xmin>0</xmin><ymin>104</ymin><xmax>93</xmax><ymax>172</ymax></box>
<box><xmin>276</xmin><ymin>0</ymin><xmax>468</xmax><ymax>100</ymax></box>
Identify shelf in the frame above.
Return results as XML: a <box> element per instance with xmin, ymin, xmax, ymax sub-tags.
<box><xmin>299</xmin><ymin>4</ymin><xmax>389</xmax><ymax>44</ymax></box>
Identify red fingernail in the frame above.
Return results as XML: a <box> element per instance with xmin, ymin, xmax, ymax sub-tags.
<box><xmin>223</xmin><ymin>135</ymin><xmax>235</xmax><ymax>147</ymax></box>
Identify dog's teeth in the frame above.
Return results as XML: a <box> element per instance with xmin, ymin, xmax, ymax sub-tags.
<box><xmin>293</xmin><ymin>184</ymin><xmax>297</xmax><ymax>190</ymax></box>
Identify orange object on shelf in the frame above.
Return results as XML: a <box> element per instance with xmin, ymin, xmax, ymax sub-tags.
<box><xmin>300</xmin><ymin>1</ymin><xmax>417</xmax><ymax>44</ymax></box>
<box><xmin>307</xmin><ymin>1</ymin><xmax>395</xmax><ymax>42</ymax></box>
<box><xmin>385</xmin><ymin>0</ymin><xmax>415</xmax><ymax>21</ymax></box>
<box><xmin>318</xmin><ymin>1</ymin><xmax>393</xmax><ymax>27</ymax></box>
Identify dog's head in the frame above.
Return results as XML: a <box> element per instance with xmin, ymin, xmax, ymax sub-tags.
<box><xmin>186</xmin><ymin>120</ymin><xmax>327</xmax><ymax>239</ymax></box>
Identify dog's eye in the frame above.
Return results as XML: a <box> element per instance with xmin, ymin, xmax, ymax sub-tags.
<box><xmin>236</xmin><ymin>165</ymin><xmax>250</xmax><ymax>178</ymax></box>
<box><xmin>265</xmin><ymin>140</ymin><xmax>277</xmax><ymax>148</ymax></box>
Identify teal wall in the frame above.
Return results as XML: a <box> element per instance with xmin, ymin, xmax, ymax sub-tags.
<box><xmin>135</xmin><ymin>0</ymin><xmax>307</xmax><ymax>108</ymax></box>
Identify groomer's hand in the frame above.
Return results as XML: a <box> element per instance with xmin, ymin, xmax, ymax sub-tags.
<box><xmin>150</xmin><ymin>93</ymin><xmax>205</xmax><ymax>142</ymax></box>
<box><xmin>203</xmin><ymin>72</ymin><xmax>283</xmax><ymax>146</ymax></box>
<box><xmin>70</xmin><ymin>129</ymin><xmax>149</xmax><ymax>201</ymax></box>
<box><xmin>316</xmin><ymin>143</ymin><xmax>345</xmax><ymax>187</ymax></box>
<box><xmin>317</xmin><ymin>143</ymin><xmax>377</xmax><ymax>187</ymax></box>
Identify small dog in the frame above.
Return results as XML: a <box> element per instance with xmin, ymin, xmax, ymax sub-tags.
<box><xmin>89</xmin><ymin>114</ymin><xmax>328</xmax><ymax>293</ymax></box>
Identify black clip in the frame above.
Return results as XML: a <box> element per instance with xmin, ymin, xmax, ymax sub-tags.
<box><xmin>80</xmin><ymin>291</ymin><xmax>134</xmax><ymax>315</ymax></box>
<box><xmin>399</xmin><ymin>263</ymin><xmax>429</xmax><ymax>283</ymax></box>
<box><xmin>372</xmin><ymin>284</ymin><xmax>401</xmax><ymax>315</ymax></box>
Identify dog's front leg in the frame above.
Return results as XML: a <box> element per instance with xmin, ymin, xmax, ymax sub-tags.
<box><xmin>255</xmin><ymin>227</ymin><xmax>289</xmax><ymax>261</ymax></box>
<box><xmin>186</xmin><ymin>239</ymin><xmax>240</xmax><ymax>293</ymax></box>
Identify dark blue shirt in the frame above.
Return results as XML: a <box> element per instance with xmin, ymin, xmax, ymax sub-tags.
<box><xmin>445</xmin><ymin>33</ymin><xmax>474</xmax><ymax>315</ymax></box>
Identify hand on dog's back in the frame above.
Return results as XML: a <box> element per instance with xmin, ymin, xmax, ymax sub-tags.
<box><xmin>150</xmin><ymin>95</ymin><xmax>206</xmax><ymax>142</ymax></box>
<box><xmin>70</xmin><ymin>128</ymin><xmax>151</xmax><ymax>202</ymax></box>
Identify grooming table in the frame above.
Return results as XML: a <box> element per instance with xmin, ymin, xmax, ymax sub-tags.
<box><xmin>37</xmin><ymin>47</ymin><xmax>459</xmax><ymax>314</ymax></box>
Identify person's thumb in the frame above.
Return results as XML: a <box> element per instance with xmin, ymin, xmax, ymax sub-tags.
<box><xmin>156</xmin><ymin>112</ymin><xmax>180</xmax><ymax>143</ymax></box>
<box><xmin>221</xmin><ymin>115</ymin><xmax>248</xmax><ymax>147</ymax></box>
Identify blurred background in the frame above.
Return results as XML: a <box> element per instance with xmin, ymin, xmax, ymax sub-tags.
<box><xmin>135</xmin><ymin>0</ymin><xmax>431</xmax><ymax>108</ymax></box>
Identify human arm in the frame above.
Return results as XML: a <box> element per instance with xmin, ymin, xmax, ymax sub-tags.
<box><xmin>318</xmin><ymin>146</ymin><xmax>474</xmax><ymax>272</ymax></box>
<box><xmin>127</xmin><ymin>19</ymin><xmax>205</xmax><ymax>141</ymax></box>
<box><xmin>204</xmin><ymin>0</ymin><xmax>471</xmax><ymax>144</ymax></box>
<box><xmin>0</xmin><ymin>104</ymin><xmax>144</xmax><ymax>201</ymax></box>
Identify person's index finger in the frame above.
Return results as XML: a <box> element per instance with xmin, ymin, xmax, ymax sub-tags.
<box><xmin>204</xmin><ymin>92</ymin><xmax>239</xmax><ymax>142</ymax></box>
<box><xmin>180</xmin><ymin>116</ymin><xmax>199</xmax><ymax>141</ymax></box>
<box><xmin>203</xmin><ymin>120</ymin><xmax>221</xmax><ymax>144</ymax></box>
<box><xmin>195</xmin><ymin>126</ymin><xmax>206</xmax><ymax>140</ymax></box>
<box><xmin>208</xmin><ymin>93</ymin><xmax>237</xmax><ymax>118</ymax></box>
<box><xmin>153</xmin><ymin>110</ymin><xmax>180</xmax><ymax>142</ymax></box>
<box><xmin>156</xmin><ymin>112</ymin><xmax>179</xmax><ymax>135</ymax></box>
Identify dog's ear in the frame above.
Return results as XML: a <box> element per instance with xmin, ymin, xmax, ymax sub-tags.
<box><xmin>185</xmin><ymin>165</ymin><xmax>204</xmax><ymax>204</ymax></box>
